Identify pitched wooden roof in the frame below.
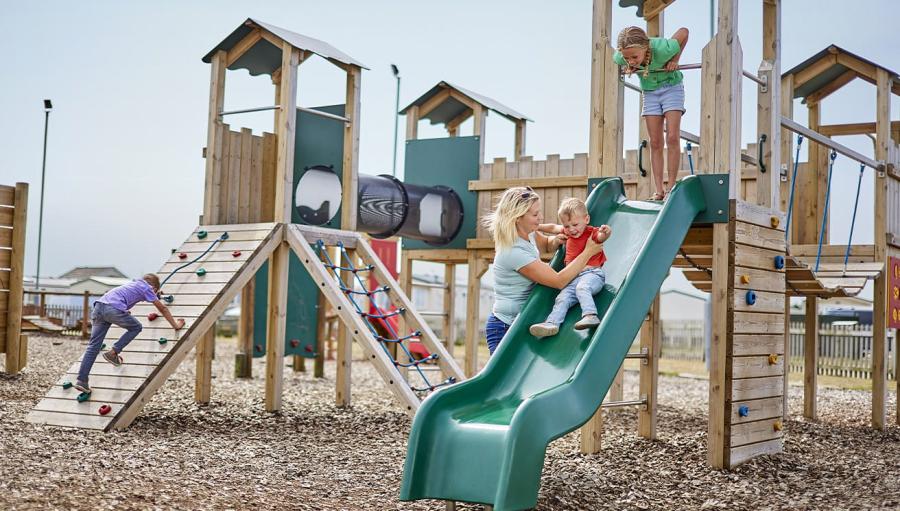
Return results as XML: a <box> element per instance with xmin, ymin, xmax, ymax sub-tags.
<box><xmin>400</xmin><ymin>81</ymin><xmax>530</xmax><ymax>125</ymax></box>
<box><xmin>783</xmin><ymin>45</ymin><xmax>900</xmax><ymax>102</ymax></box>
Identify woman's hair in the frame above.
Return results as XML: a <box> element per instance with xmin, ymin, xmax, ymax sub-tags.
<box><xmin>482</xmin><ymin>187</ymin><xmax>540</xmax><ymax>251</ymax></box>
<box><xmin>617</xmin><ymin>26</ymin><xmax>652</xmax><ymax>77</ymax></box>
<box><xmin>143</xmin><ymin>273</ymin><xmax>161</xmax><ymax>292</ymax></box>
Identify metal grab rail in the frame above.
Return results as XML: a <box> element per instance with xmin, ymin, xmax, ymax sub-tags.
<box><xmin>218</xmin><ymin>105</ymin><xmax>350</xmax><ymax>123</ymax></box>
<box><xmin>781</xmin><ymin>116</ymin><xmax>884</xmax><ymax>171</ymax></box>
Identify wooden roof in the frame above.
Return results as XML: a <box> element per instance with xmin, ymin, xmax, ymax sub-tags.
<box><xmin>202</xmin><ymin>18</ymin><xmax>368</xmax><ymax>76</ymax></box>
<box><xmin>400</xmin><ymin>81</ymin><xmax>530</xmax><ymax>125</ymax></box>
<box><xmin>783</xmin><ymin>45</ymin><xmax>900</xmax><ymax>103</ymax></box>
<box><xmin>618</xmin><ymin>0</ymin><xmax>676</xmax><ymax>19</ymax></box>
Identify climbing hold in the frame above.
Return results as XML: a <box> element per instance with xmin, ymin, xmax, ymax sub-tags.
<box><xmin>197</xmin><ymin>230</ymin><xmax>208</xmax><ymax>239</ymax></box>
<box><xmin>171</xmin><ymin>248</ymin><xmax>177</xmax><ymax>254</ymax></box>
<box><xmin>770</xmin><ymin>216</ymin><xmax>781</xmax><ymax>228</ymax></box>
<box><xmin>148</xmin><ymin>312</ymin><xmax>159</xmax><ymax>321</ymax></box>
<box><xmin>773</xmin><ymin>420</ymin><xmax>783</xmax><ymax>431</ymax></box>
<box><xmin>767</xmin><ymin>353</ymin><xmax>779</xmax><ymax>365</ymax></box>
<box><xmin>163</xmin><ymin>295</ymin><xmax>174</xmax><ymax>304</ymax></box>
<box><xmin>158</xmin><ymin>337</ymin><xmax>168</xmax><ymax>345</ymax></box>
<box><xmin>101</xmin><ymin>343</ymin><xmax>107</xmax><ymax>350</ymax></box>
<box><xmin>290</xmin><ymin>339</ymin><xmax>299</xmax><ymax>348</ymax></box>
<box><xmin>178</xmin><ymin>252</ymin><xmax>188</xmax><ymax>260</ymax></box>
<box><xmin>62</xmin><ymin>381</ymin><xmax>73</xmax><ymax>390</ymax></box>
<box><xmin>740</xmin><ymin>275</ymin><xmax>751</xmax><ymax>285</ymax></box>
<box><xmin>738</xmin><ymin>405</ymin><xmax>750</xmax><ymax>417</ymax></box>
<box><xmin>232</xmin><ymin>250</ymin><xmax>241</xmax><ymax>258</ymax></box>
<box><xmin>77</xmin><ymin>392</ymin><xmax>91</xmax><ymax>403</ymax></box>
<box><xmin>98</xmin><ymin>404</ymin><xmax>112</xmax><ymax>416</ymax></box>
<box><xmin>220</xmin><ymin>232</ymin><xmax>229</xmax><ymax>240</ymax></box>
<box><xmin>304</xmin><ymin>345</ymin><xmax>314</xmax><ymax>353</ymax></box>
<box><xmin>745</xmin><ymin>290</ymin><xmax>757</xmax><ymax>306</ymax></box>
<box><xmin>773</xmin><ymin>255</ymin><xmax>785</xmax><ymax>270</ymax></box>
<box><xmin>196</xmin><ymin>268</ymin><xmax>207</xmax><ymax>277</ymax></box>
<box><xmin>255</xmin><ymin>344</ymin><xmax>263</xmax><ymax>353</ymax></box>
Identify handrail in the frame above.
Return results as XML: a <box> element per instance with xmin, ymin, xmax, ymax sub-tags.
<box><xmin>781</xmin><ymin>116</ymin><xmax>883</xmax><ymax>171</ymax></box>
<box><xmin>678</xmin><ymin>129</ymin><xmax>758</xmax><ymax>166</ymax></box>
<box><xmin>219</xmin><ymin>105</ymin><xmax>350</xmax><ymax>123</ymax></box>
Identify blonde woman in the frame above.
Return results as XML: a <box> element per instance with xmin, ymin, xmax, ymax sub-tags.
<box><xmin>482</xmin><ymin>187</ymin><xmax>604</xmax><ymax>354</ymax></box>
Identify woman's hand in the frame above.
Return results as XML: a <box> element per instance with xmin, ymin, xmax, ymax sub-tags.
<box><xmin>584</xmin><ymin>235</ymin><xmax>604</xmax><ymax>256</ymax></box>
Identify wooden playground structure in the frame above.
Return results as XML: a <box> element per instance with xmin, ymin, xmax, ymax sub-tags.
<box><xmin>12</xmin><ymin>1</ymin><xmax>899</xmax><ymax>477</ymax></box>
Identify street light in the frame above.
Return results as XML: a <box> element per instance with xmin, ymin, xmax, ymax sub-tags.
<box><xmin>391</xmin><ymin>64</ymin><xmax>400</xmax><ymax>177</ymax></box>
<box><xmin>36</xmin><ymin>99</ymin><xmax>52</xmax><ymax>291</ymax></box>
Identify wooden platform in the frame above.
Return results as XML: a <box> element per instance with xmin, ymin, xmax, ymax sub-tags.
<box><xmin>26</xmin><ymin>223</ymin><xmax>281</xmax><ymax>431</ymax></box>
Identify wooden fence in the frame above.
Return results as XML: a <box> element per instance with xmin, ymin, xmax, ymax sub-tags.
<box><xmin>657</xmin><ymin>319</ymin><xmax>898</xmax><ymax>380</ymax></box>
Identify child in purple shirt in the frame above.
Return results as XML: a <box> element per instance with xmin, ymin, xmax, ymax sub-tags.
<box><xmin>75</xmin><ymin>274</ymin><xmax>184</xmax><ymax>394</ymax></box>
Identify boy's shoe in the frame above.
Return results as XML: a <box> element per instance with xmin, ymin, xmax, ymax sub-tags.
<box><xmin>102</xmin><ymin>350</ymin><xmax>123</xmax><ymax>367</ymax></box>
<box><xmin>574</xmin><ymin>314</ymin><xmax>601</xmax><ymax>330</ymax></box>
<box><xmin>529</xmin><ymin>322</ymin><xmax>559</xmax><ymax>338</ymax></box>
<box><xmin>74</xmin><ymin>381</ymin><xmax>92</xmax><ymax>394</ymax></box>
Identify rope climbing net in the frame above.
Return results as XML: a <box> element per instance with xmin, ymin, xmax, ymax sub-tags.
<box><xmin>314</xmin><ymin>240</ymin><xmax>455</xmax><ymax>394</ymax></box>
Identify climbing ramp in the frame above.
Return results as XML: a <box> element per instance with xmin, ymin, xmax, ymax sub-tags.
<box><xmin>284</xmin><ymin>224</ymin><xmax>465</xmax><ymax>413</ymax></box>
<box><xmin>26</xmin><ymin>223</ymin><xmax>282</xmax><ymax>431</ymax></box>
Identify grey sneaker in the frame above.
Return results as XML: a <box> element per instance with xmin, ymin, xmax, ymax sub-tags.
<box><xmin>74</xmin><ymin>381</ymin><xmax>92</xmax><ymax>394</ymax></box>
<box><xmin>529</xmin><ymin>322</ymin><xmax>560</xmax><ymax>338</ymax></box>
<box><xmin>102</xmin><ymin>350</ymin><xmax>123</xmax><ymax>367</ymax></box>
<box><xmin>574</xmin><ymin>314</ymin><xmax>601</xmax><ymax>330</ymax></box>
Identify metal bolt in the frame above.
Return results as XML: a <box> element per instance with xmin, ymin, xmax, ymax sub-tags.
<box><xmin>717</xmin><ymin>209</ymin><xmax>724</xmax><ymax>215</ymax></box>
<box><xmin>718</xmin><ymin>179</ymin><xmax>724</xmax><ymax>185</ymax></box>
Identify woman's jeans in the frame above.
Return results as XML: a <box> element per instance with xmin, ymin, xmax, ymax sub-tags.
<box><xmin>485</xmin><ymin>314</ymin><xmax>511</xmax><ymax>355</ymax></box>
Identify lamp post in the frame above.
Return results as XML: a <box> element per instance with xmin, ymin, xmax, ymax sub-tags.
<box><xmin>391</xmin><ymin>64</ymin><xmax>401</xmax><ymax>177</ymax></box>
<box><xmin>36</xmin><ymin>99</ymin><xmax>52</xmax><ymax>291</ymax></box>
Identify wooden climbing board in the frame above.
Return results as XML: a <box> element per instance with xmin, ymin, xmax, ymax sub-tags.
<box><xmin>26</xmin><ymin>223</ymin><xmax>282</xmax><ymax>431</ymax></box>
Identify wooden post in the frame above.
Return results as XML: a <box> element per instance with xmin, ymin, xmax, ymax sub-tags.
<box><xmin>314</xmin><ymin>291</ymin><xmax>326</xmax><ymax>378</ymax></box>
<box><xmin>342</xmin><ymin>66</ymin><xmax>361</xmax><ymax>232</ymax></box>
<box><xmin>336</xmin><ymin>249</ymin><xmax>354</xmax><ymax>407</ymax></box>
<box><xmin>195</xmin><ymin>330</ymin><xmax>214</xmax><ymax>405</ymax></box>
<box><xmin>4</xmin><ymin>183</ymin><xmax>28</xmax><ymax>374</ymax></box>
<box><xmin>81</xmin><ymin>290</ymin><xmax>90</xmax><ymax>339</ymax></box>
<box><xmin>780</xmin><ymin>74</ymin><xmax>795</xmax><ymax>240</ymax></box>
<box><xmin>871</xmin><ymin>67</ymin><xmax>891</xmax><ymax>429</ymax></box>
<box><xmin>803</xmin><ymin>296</ymin><xmax>818</xmax><ymax>420</ymax></box>
<box><xmin>783</xmin><ymin>290</ymin><xmax>791</xmax><ymax>419</ymax></box>
<box><xmin>755</xmin><ymin>0</ymin><xmax>781</xmax><ymax>208</ymax></box>
<box><xmin>292</xmin><ymin>355</ymin><xmax>306</xmax><ymax>372</ymax></box>
<box><xmin>235</xmin><ymin>280</ymin><xmax>254</xmax><ymax>378</ymax></box>
<box><xmin>514</xmin><ymin>120</ymin><xmax>526</xmax><ymax>161</ymax></box>
<box><xmin>636</xmin><ymin>13</ymin><xmax>663</xmax><ymax>198</ymax></box>
<box><xmin>464</xmin><ymin>252</ymin><xmax>488</xmax><ymax>377</ymax></box>
<box><xmin>265</xmin><ymin>43</ymin><xmax>299</xmax><ymax>413</ymax></box>
<box><xmin>610</xmin><ymin>366</ymin><xmax>624</xmax><ymax>401</ymax></box>
<box><xmin>587</xmin><ymin>0</ymin><xmax>623</xmax><ymax>180</ymax></box>
<box><xmin>473</xmin><ymin>104</ymin><xmax>487</xmax><ymax>165</ymax></box>
<box><xmin>708</xmin><ymin>222</ymin><xmax>730</xmax><ymax>468</ymax></box>
<box><xmin>639</xmin><ymin>293</ymin><xmax>660</xmax><ymax>439</ymax></box>
<box><xmin>39</xmin><ymin>293</ymin><xmax>46</xmax><ymax>317</ymax></box>
<box><xmin>443</xmin><ymin>263</ymin><xmax>456</xmax><ymax>355</ymax></box>
<box><xmin>203</xmin><ymin>50</ymin><xmax>226</xmax><ymax>222</ymax></box>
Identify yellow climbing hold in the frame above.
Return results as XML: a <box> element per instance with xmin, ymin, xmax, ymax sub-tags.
<box><xmin>767</xmin><ymin>353</ymin><xmax>779</xmax><ymax>365</ymax></box>
<box><xmin>770</xmin><ymin>216</ymin><xmax>781</xmax><ymax>228</ymax></box>
<box><xmin>740</xmin><ymin>275</ymin><xmax>751</xmax><ymax>284</ymax></box>
<box><xmin>773</xmin><ymin>420</ymin><xmax>783</xmax><ymax>431</ymax></box>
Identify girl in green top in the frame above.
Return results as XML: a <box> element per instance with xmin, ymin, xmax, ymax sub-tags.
<box><xmin>614</xmin><ymin>26</ymin><xmax>690</xmax><ymax>201</ymax></box>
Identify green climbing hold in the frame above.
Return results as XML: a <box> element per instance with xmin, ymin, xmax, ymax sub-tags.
<box><xmin>62</xmin><ymin>381</ymin><xmax>73</xmax><ymax>390</ymax></box>
<box><xmin>197</xmin><ymin>230</ymin><xmax>208</xmax><ymax>239</ymax></box>
<box><xmin>163</xmin><ymin>295</ymin><xmax>174</xmax><ymax>304</ymax></box>
<box><xmin>101</xmin><ymin>343</ymin><xmax>107</xmax><ymax>350</ymax></box>
<box><xmin>196</xmin><ymin>268</ymin><xmax>207</xmax><ymax>277</ymax></box>
<box><xmin>158</xmin><ymin>337</ymin><xmax>168</xmax><ymax>345</ymax></box>
<box><xmin>77</xmin><ymin>392</ymin><xmax>91</xmax><ymax>403</ymax></box>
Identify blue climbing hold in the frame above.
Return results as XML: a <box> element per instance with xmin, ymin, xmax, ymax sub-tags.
<box><xmin>220</xmin><ymin>232</ymin><xmax>229</xmax><ymax>240</ymax></box>
<box><xmin>77</xmin><ymin>392</ymin><xmax>91</xmax><ymax>403</ymax></box>
<box><xmin>163</xmin><ymin>295</ymin><xmax>174</xmax><ymax>304</ymax></box>
<box><xmin>745</xmin><ymin>290</ymin><xmax>757</xmax><ymax>306</ymax></box>
<box><xmin>773</xmin><ymin>255</ymin><xmax>785</xmax><ymax>270</ymax></box>
<box><xmin>738</xmin><ymin>405</ymin><xmax>750</xmax><ymax>417</ymax></box>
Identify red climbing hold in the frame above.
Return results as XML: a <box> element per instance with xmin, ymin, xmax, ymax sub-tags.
<box><xmin>232</xmin><ymin>250</ymin><xmax>241</xmax><ymax>257</ymax></box>
<box><xmin>304</xmin><ymin>345</ymin><xmax>314</xmax><ymax>353</ymax></box>
<box><xmin>98</xmin><ymin>404</ymin><xmax>112</xmax><ymax>416</ymax></box>
<box><xmin>148</xmin><ymin>313</ymin><xmax>159</xmax><ymax>321</ymax></box>
<box><xmin>290</xmin><ymin>339</ymin><xmax>300</xmax><ymax>348</ymax></box>
<box><xmin>255</xmin><ymin>344</ymin><xmax>263</xmax><ymax>352</ymax></box>
<box><xmin>178</xmin><ymin>252</ymin><xmax>188</xmax><ymax>260</ymax></box>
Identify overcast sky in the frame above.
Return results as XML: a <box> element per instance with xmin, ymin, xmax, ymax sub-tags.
<box><xmin>2</xmin><ymin>0</ymin><xmax>897</xmax><ymax>299</ymax></box>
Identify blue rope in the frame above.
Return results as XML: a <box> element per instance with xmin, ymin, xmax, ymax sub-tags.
<box><xmin>316</xmin><ymin>241</ymin><xmax>453</xmax><ymax>393</ymax></box>
<box><xmin>160</xmin><ymin>232</ymin><xmax>228</xmax><ymax>289</ymax></box>
<box><xmin>686</xmin><ymin>141</ymin><xmax>694</xmax><ymax>175</ymax></box>
<box><xmin>814</xmin><ymin>150</ymin><xmax>837</xmax><ymax>272</ymax></box>
<box><xmin>843</xmin><ymin>164</ymin><xmax>866</xmax><ymax>274</ymax></box>
<box><xmin>784</xmin><ymin>135</ymin><xmax>804</xmax><ymax>241</ymax></box>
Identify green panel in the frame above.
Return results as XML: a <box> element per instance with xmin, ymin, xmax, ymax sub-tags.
<box><xmin>293</xmin><ymin>104</ymin><xmax>346</xmax><ymax>230</ymax></box>
<box><xmin>400</xmin><ymin>176</ymin><xmax>708</xmax><ymax>510</ymax></box>
<box><xmin>588</xmin><ymin>173</ymin><xmax>728</xmax><ymax>224</ymax></box>
<box><xmin>252</xmin><ymin>252</ymin><xmax>319</xmax><ymax>358</ymax></box>
<box><xmin>402</xmin><ymin>136</ymin><xmax>480</xmax><ymax>250</ymax></box>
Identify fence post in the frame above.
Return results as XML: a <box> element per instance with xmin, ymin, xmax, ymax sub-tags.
<box><xmin>82</xmin><ymin>291</ymin><xmax>90</xmax><ymax>339</ymax></box>
<box><xmin>39</xmin><ymin>292</ymin><xmax>46</xmax><ymax>317</ymax></box>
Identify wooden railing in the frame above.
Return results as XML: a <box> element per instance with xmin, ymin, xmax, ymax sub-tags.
<box><xmin>23</xmin><ymin>290</ymin><xmax>100</xmax><ymax>338</ymax></box>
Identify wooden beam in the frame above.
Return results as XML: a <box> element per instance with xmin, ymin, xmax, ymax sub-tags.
<box><xmin>780</xmin><ymin>74</ymin><xmax>794</xmax><ymax>222</ymax></box>
<box><xmin>755</xmin><ymin>0</ymin><xmax>780</xmax><ymax>208</ymax></box>
<box><xmin>445</xmin><ymin>109</ymin><xmax>472</xmax><ymax>133</ymax></box>
<box><xmin>835</xmin><ymin>53</ymin><xmax>878</xmax><ymax>84</ymax></box>
<box><xmin>226</xmin><ymin>28</ymin><xmax>262</xmax><ymax>67</ymax></box>
<box><xmin>805</xmin><ymin>70</ymin><xmax>856</xmax><ymax>106</ymax></box>
<box><xmin>708</xmin><ymin>222</ymin><xmax>730</xmax><ymax>468</ymax></box>
<box><xmin>473</xmin><ymin>104</ymin><xmax>487</xmax><ymax>165</ymax></box>
<box><xmin>264</xmin><ymin>241</ymin><xmax>289</xmax><ymax>412</ymax></box>
<box><xmin>514</xmin><ymin>120</ymin><xmax>526</xmax><ymax>161</ymax></box>
<box><xmin>464</xmin><ymin>252</ymin><xmax>489</xmax><ymax>377</ymax></box>
<box><xmin>195</xmin><ymin>330</ymin><xmax>214</xmax><ymax>404</ymax></box>
<box><xmin>405</xmin><ymin>105</ymin><xmax>419</xmax><ymax>141</ymax></box>
<box><xmin>638</xmin><ymin>293</ymin><xmax>660</xmax><ymax>439</ymax></box>
<box><xmin>274</xmin><ymin>43</ymin><xmax>300</xmax><ymax>223</ymax></box>
<box><xmin>4</xmin><ymin>183</ymin><xmax>27</xmax><ymax>373</ymax></box>
<box><xmin>803</xmin><ymin>296</ymin><xmax>818</xmax><ymax>420</ymax></box>
<box><xmin>587</xmin><ymin>0</ymin><xmax>618</xmax><ymax>179</ymax></box>
<box><xmin>236</xmin><ymin>279</ymin><xmax>254</xmax><ymax>378</ymax></box>
<box><xmin>792</xmin><ymin>54</ymin><xmax>837</xmax><ymax>90</ymax></box>
<box><xmin>443</xmin><ymin>264</ymin><xmax>456</xmax><ymax>355</ymax></box>
<box><xmin>342</xmin><ymin>66</ymin><xmax>362</xmax><ymax>231</ymax></box>
<box><xmin>641</xmin><ymin>0</ymin><xmax>676</xmax><ymax>20</ymax></box>
<box><xmin>871</xmin><ymin>67</ymin><xmax>891</xmax><ymax>430</ymax></box>
<box><xmin>203</xmin><ymin>51</ymin><xmax>227</xmax><ymax>223</ymax></box>
<box><xmin>416</xmin><ymin>88</ymin><xmax>452</xmax><ymax>120</ymax></box>
<box><xmin>468</xmin><ymin>175</ymin><xmax>587</xmax><ymax>191</ymax></box>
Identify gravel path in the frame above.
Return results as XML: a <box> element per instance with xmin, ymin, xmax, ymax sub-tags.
<box><xmin>1</xmin><ymin>335</ymin><xmax>898</xmax><ymax>510</ymax></box>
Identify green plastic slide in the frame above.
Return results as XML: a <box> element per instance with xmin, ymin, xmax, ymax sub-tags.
<box><xmin>400</xmin><ymin>176</ymin><xmax>707</xmax><ymax>510</ymax></box>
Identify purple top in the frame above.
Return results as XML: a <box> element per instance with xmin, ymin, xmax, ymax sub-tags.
<box><xmin>98</xmin><ymin>279</ymin><xmax>158</xmax><ymax>312</ymax></box>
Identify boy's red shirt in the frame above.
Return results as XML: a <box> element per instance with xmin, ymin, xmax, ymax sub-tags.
<box><xmin>564</xmin><ymin>225</ymin><xmax>607</xmax><ymax>267</ymax></box>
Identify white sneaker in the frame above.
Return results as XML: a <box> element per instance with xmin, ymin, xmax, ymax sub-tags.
<box><xmin>574</xmin><ymin>314</ymin><xmax>600</xmax><ymax>330</ymax></box>
<box><xmin>529</xmin><ymin>322</ymin><xmax>559</xmax><ymax>338</ymax></box>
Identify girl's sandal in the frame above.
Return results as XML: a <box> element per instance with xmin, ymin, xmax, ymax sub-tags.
<box><xmin>663</xmin><ymin>189</ymin><xmax>672</xmax><ymax>200</ymax></box>
<box><xmin>649</xmin><ymin>192</ymin><xmax>665</xmax><ymax>201</ymax></box>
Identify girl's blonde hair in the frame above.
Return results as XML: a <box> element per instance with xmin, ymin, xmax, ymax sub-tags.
<box><xmin>482</xmin><ymin>187</ymin><xmax>540</xmax><ymax>251</ymax></box>
<box><xmin>617</xmin><ymin>26</ymin><xmax>652</xmax><ymax>78</ymax></box>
